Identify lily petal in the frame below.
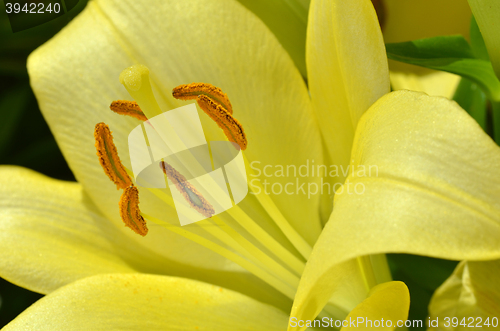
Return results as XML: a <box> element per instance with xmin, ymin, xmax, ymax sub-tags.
<box><xmin>0</xmin><ymin>166</ymin><xmax>289</xmax><ymax>309</ymax></box>
<box><xmin>390</xmin><ymin>71</ymin><xmax>461</xmax><ymax>99</ymax></box>
<box><xmin>3</xmin><ymin>273</ymin><xmax>289</xmax><ymax>331</ymax></box>
<box><xmin>429</xmin><ymin>259</ymin><xmax>500</xmax><ymax>329</ymax></box>
<box><xmin>290</xmin><ymin>90</ymin><xmax>500</xmax><ymax>325</ymax></box>
<box><xmin>340</xmin><ymin>281</ymin><xmax>410</xmax><ymax>331</ymax></box>
<box><xmin>236</xmin><ymin>0</ymin><xmax>308</xmax><ymax>77</ymax></box>
<box><xmin>0</xmin><ymin>166</ymin><xmax>138</xmax><ymax>293</ymax></box>
<box><xmin>28</xmin><ymin>0</ymin><xmax>323</xmax><ymax>249</ymax></box>
<box><xmin>307</xmin><ymin>0</ymin><xmax>389</xmax><ymax>169</ymax></box>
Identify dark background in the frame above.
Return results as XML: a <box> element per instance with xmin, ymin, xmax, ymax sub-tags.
<box><xmin>0</xmin><ymin>0</ymin><xmax>86</xmax><ymax>326</ymax></box>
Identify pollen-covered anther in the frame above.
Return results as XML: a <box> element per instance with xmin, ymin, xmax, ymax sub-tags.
<box><xmin>160</xmin><ymin>161</ymin><xmax>215</xmax><ymax>218</ymax></box>
<box><xmin>172</xmin><ymin>83</ymin><xmax>233</xmax><ymax>114</ymax></box>
<box><xmin>94</xmin><ymin>122</ymin><xmax>133</xmax><ymax>189</ymax></box>
<box><xmin>110</xmin><ymin>100</ymin><xmax>147</xmax><ymax>121</ymax></box>
<box><xmin>196</xmin><ymin>94</ymin><xmax>247</xmax><ymax>150</ymax></box>
<box><xmin>119</xmin><ymin>186</ymin><xmax>148</xmax><ymax>236</ymax></box>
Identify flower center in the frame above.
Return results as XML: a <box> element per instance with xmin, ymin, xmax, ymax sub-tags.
<box><xmin>93</xmin><ymin>64</ymin><xmax>322</xmax><ymax>308</ymax></box>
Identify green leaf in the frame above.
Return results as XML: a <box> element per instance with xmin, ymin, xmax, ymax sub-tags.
<box><xmin>236</xmin><ymin>0</ymin><xmax>308</xmax><ymax>77</ymax></box>
<box><xmin>468</xmin><ymin>0</ymin><xmax>500</xmax><ymax>80</ymax></box>
<box><xmin>470</xmin><ymin>16</ymin><xmax>490</xmax><ymax>61</ymax></box>
<box><xmin>386</xmin><ymin>35</ymin><xmax>474</xmax><ymax>59</ymax></box>
<box><xmin>386</xmin><ymin>36</ymin><xmax>500</xmax><ymax>102</ymax></box>
<box><xmin>453</xmin><ymin>78</ymin><xmax>488</xmax><ymax>131</ymax></box>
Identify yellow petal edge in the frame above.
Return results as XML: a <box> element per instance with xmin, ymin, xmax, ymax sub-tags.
<box><xmin>3</xmin><ymin>273</ymin><xmax>289</xmax><ymax>331</ymax></box>
<box><xmin>341</xmin><ymin>281</ymin><xmax>410</xmax><ymax>331</ymax></box>
<box><xmin>289</xmin><ymin>90</ymin><xmax>500</xmax><ymax>327</ymax></box>
<box><xmin>429</xmin><ymin>259</ymin><xmax>500</xmax><ymax>330</ymax></box>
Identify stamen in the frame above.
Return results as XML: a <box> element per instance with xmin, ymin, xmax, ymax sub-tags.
<box><xmin>94</xmin><ymin>122</ymin><xmax>132</xmax><ymax>189</ymax></box>
<box><xmin>119</xmin><ymin>186</ymin><xmax>148</xmax><ymax>236</ymax></box>
<box><xmin>196</xmin><ymin>94</ymin><xmax>247</xmax><ymax>150</ymax></box>
<box><xmin>110</xmin><ymin>100</ymin><xmax>147</xmax><ymax>121</ymax></box>
<box><xmin>172</xmin><ymin>83</ymin><xmax>233</xmax><ymax>114</ymax></box>
<box><xmin>160</xmin><ymin>161</ymin><xmax>215</xmax><ymax>218</ymax></box>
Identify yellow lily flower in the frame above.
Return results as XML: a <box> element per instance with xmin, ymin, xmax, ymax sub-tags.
<box><xmin>428</xmin><ymin>259</ymin><xmax>500</xmax><ymax>330</ymax></box>
<box><xmin>1</xmin><ymin>0</ymin><xmax>499</xmax><ymax>330</ymax></box>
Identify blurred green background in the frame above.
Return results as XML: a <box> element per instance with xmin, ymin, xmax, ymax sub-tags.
<box><xmin>0</xmin><ymin>0</ymin><xmax>87</xmax><ymax>326</ymax></box>
<box><xmin>0</xmin><ymin>0</ymin><xmax>466</xmax><ymax>329</ymax></box>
